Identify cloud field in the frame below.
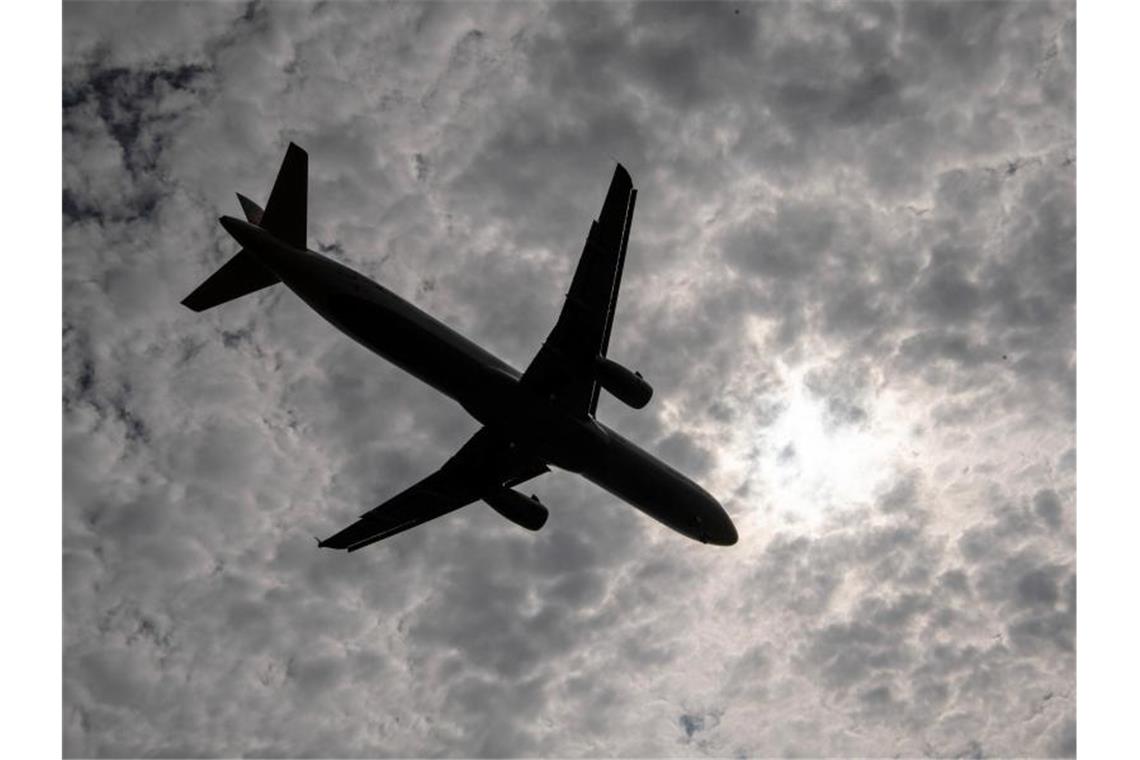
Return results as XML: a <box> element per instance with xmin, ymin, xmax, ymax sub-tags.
<box><xmin>63</xmin><ymin>2</ymin><xmax>1075</xmax><ymax>756</ymax></box>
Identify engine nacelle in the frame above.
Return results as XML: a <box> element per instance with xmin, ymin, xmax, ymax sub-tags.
<box><xmin>484</xmin><ymin>488</ymin><xmax>549</xmax><ymax>531</ymax></box>
<box><xmin>595</xmin><ymin>357</ymin><xmax>653</xmax><ymax>409</ymax></box>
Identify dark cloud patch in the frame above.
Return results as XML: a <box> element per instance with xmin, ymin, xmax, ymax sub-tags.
<box><xmin>1033</xmin><ymin>488</ymin><xmax>1063</xmax><ymax>530</ymax></box>
<box><xmin>413</xmin><ymin>152</ymin><xmax>430</xmax><ymax>182</ymax></box>
<box><xmin>679</xmin><ymin>712</ymin><xmax>704</xmax><ymax>738</ymax></box>
<box><xmin>63</xmin><ymin>63</ymin><xmax>211</xmax><ymax>223</ymax></box>
<box><xmin>896</xmin><ymin>330</ymin><xmax>997</xmax><ymax>375</ymax></box>
<box><xmin>723</xmin><ymin>199</ymin><xmax>837</xmax><ymax>282</ymax></box>
<box><xmin>746</xmin><ymin>535</ymin><xmax>838</xmax><ymax>616</ymax></box>
<box><xmin>1016</xmin><ymin>568</ymin><xmax>1060</xmax><ymax>608</ymax></box>
<box><xmin>832</xmin><ymin>70</ymin><xmax>906</xmax><ymax>126</ymax></box>
<box><xmin>911</xmin><ymin>244</ymin><xmax>984</xmax><ymax>324</ymax></box>
<box><xmin>802</xmin><ymin>616</ymin><xmax>913</xmax><ymax>692</ymax></box>
<box><xmin>938</xmin><ymin>568</ymin><xmax>970</xmax><ymax>596</ymax></box>
<box><xmin>1054</xmin><ymin>717</ymin><xmax>1077</xmax><ymax>758</ymax></box>
<box><xmin>678</xmin><ymin>707</ymin><xmax>723</xmax><ymax>742</ymax></box>
<box><xmin>876</xmin><ymin>472</ymin><xmax>921</xmax><ymax>514</ymax></box>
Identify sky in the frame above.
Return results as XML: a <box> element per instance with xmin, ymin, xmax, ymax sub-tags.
<box><xmin>62</xmin><ymin>2</ymin><xmax>1076</xmax><ymax>757</ymax></box>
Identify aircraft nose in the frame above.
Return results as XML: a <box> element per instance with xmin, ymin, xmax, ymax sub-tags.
<box><xmin>715</xmin><ymin>512</ymin><xmax>739</xmax><ymax>546</ymax></box>
<box><xmin>703</xmin><ymin>509</ymin><xmax>738</xmax><ymax>546</ymax></box>
<box><xmin>693</xmin><ymin>492</ymin><xmax>738</xmax><ymax>546</ymax></box>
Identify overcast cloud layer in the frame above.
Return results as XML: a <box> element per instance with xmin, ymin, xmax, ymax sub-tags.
<box><xmin>63</xmin><ymin>2</ymin><xmax>1075</xmax><ymax>756</ymax></box>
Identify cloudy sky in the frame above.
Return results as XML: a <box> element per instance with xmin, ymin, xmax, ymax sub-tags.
<box><xmin>62</xmin><ymin>2</ymin><xmax>1076</xmax><ymax>756</ymax></box>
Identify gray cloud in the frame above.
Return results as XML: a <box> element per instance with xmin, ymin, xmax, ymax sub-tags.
<box><xmin>64</xmin><ymin>2</ymin><xmax>1075</xmax><ymax>757</ymax></box>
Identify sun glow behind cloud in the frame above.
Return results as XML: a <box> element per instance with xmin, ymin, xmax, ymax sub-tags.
<box><xmin>764</xmin><ymin>364</ymin><xmax>908</xmax><ymax>521</ymax></box>
<box><xmin>714</xmin><ymin>328</ymin><xmax>912</xmax><ymax>527</ymax></box>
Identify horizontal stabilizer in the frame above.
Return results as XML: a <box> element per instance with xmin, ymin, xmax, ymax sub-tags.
<box><xmin>181</xmin><ymin>249</ymin><xmax>280</xmax><ymax>312</ymax></box>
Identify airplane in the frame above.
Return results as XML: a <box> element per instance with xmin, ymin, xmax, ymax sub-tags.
<box><xmin>182</xmin><ymin>143</ymin><xmax>738</xmax><ymax>551</ymax></box>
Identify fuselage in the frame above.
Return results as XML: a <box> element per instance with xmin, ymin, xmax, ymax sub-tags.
<box><xmin>222</xmin><ymin>217</ymin><xmax>737</xmax><ymax>545</ymax></box>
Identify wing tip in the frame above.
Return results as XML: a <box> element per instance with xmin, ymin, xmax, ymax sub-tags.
<box><xmin>614</xmin><ymin>162</ymin><xmax>632</xmax><ymax>186</ymax></box>
<box><xmin>180</xmin><ymin>292</ymin><xmax>209</xmax><ymax>312</ymax></box>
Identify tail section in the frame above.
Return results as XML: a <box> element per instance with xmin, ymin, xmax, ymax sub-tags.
<box><xmin>181</xmin><ymin>143</ymin><xmax>308</xmax><ymax>312</ymax></box>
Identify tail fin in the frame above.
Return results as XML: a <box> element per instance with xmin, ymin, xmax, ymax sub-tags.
<box><xmin>181</xmin><ymin>143</ymin><xmax>308</xmax><ymax>312</ymax></box>
<box><xmin>258</xmin><ymin>142</ymin><xmax>307</xmax><ymax>249</ymax></box>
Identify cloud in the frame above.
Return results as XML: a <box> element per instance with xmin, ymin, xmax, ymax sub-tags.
<box><xmin>64</xmin><ymin>2</ymin><xmax>1075</xmax><ymax>757</ymax></box>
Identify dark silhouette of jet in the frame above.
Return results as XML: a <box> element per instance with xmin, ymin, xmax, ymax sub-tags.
<box><xmin>183</xmin><ymin>144</ymin><xmax>738</xmax><ymax>550</ymax></box>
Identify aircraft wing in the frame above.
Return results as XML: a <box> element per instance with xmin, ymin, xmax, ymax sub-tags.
<box><xmin>318</xmin><ymin>427</ymin><xmax>547</xmax><ymax>552</ymax></box>
<box><xmin>520</xmin><ymin>164</ymin><xmax>638</xmax><ymax>417</ymax></box>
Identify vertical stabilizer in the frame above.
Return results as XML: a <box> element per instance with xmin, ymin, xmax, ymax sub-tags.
<box><xmin>258</xmin><ymin>142</ymin><xmax>307</xmax><ymax>250</ymax></box>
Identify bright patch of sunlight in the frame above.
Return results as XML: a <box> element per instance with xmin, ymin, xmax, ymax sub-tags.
<box><xmin>713</xmin><ymin>354</ymin><xmax>912</xmax><ymax>526</ymax></box>
<box><xmin>763</xmin><ymin>369</ymin><xmax>903</xmax><ymax>520</ymax></box>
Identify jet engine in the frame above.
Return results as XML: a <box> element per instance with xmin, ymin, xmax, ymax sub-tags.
<box><xmin>484</xmin><ymin>488</ymin><xmax>549</xmax><ymax>531</ymax></box>
<box><xmin>595</xmin><ymin>357</ymin><xmax>653</xmax><ymax>409</ymax></box>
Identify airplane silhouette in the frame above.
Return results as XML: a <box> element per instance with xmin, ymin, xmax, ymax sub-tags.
<box><xmin>183</xmin><ymin>144</ymin><xmax>737</xmax><ymax>550</ymax></box>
